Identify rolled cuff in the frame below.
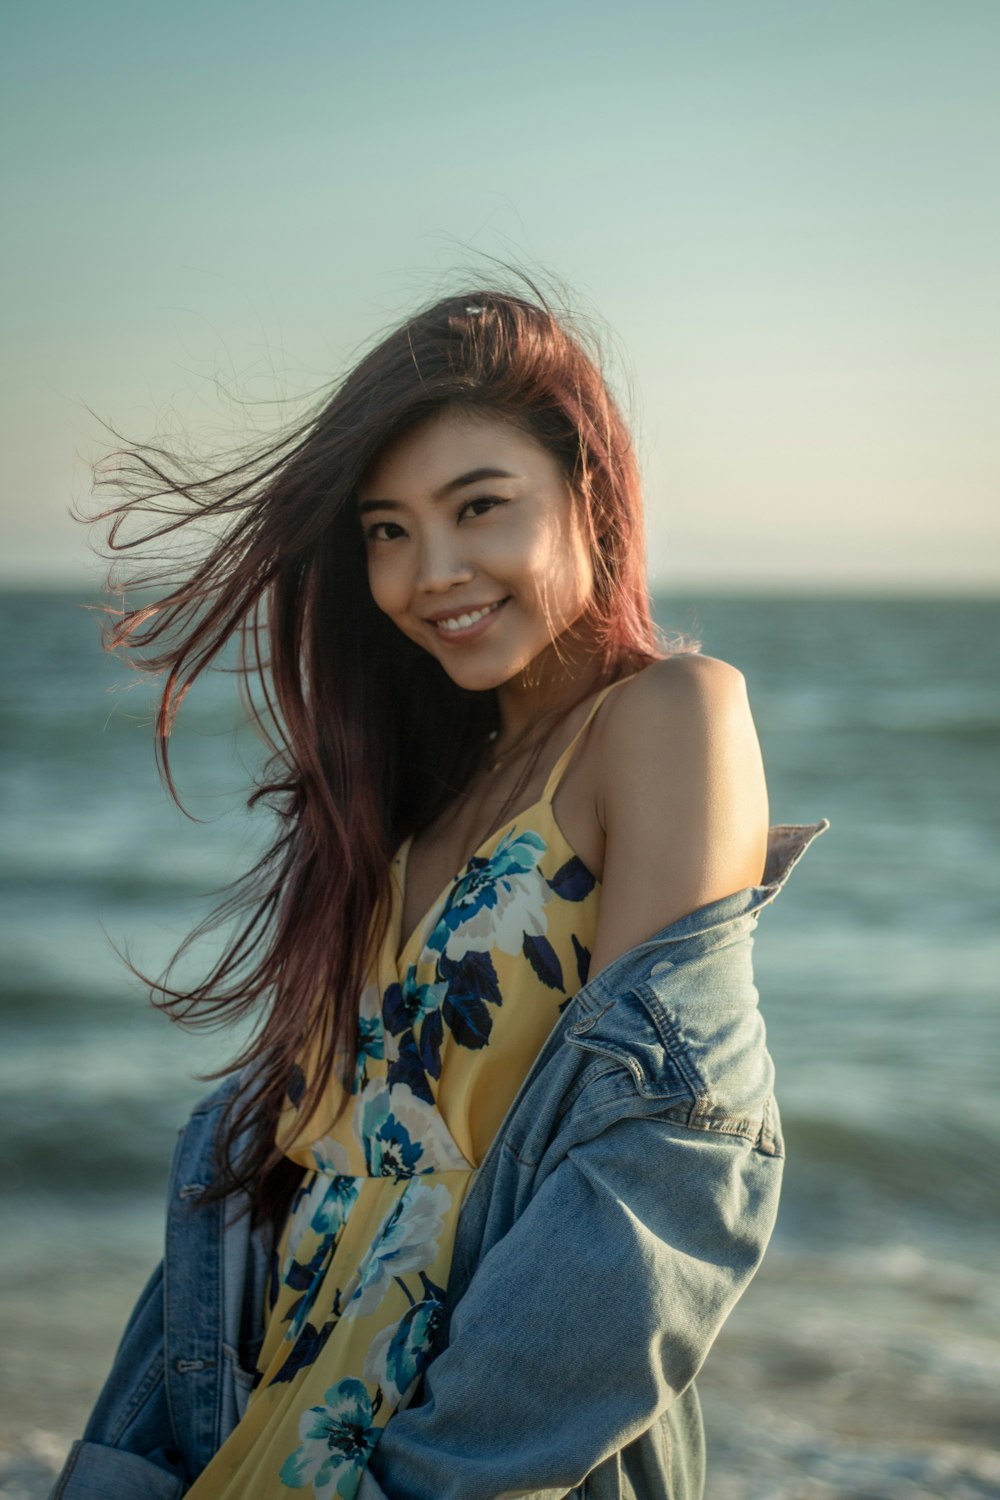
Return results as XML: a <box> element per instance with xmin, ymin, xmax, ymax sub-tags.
<box><xmin>49</xmin><ymin>1439</ymin><xmax>187</xmax><ymax>1500</ymax></box>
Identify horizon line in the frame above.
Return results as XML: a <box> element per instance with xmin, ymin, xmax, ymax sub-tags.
<box><xmin>1</xmin><ymin>576</ymin><xmax>997</xmax><ymax>603</ymax></box>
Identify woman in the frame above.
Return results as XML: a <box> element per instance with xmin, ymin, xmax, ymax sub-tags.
<box><xmin>53</xmin><ymin>284</ymin><xmax>827</xmax><ymax>1500</ymax></box>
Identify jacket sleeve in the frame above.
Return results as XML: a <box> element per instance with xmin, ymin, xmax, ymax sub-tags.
<box><xmin>49</xmin><ymin>1071</ymin><xmax>269</xmax><ymax>1500</ymax></box>
<box><xmin>357</xmin><ymin>1109</ymin><xmax>783</xmax><ymax>1500</ymax></box>
<box><xmin>50</xmin><ymin>1258</ymin><xmax>189</xmax><ymax>1499</ymax></box>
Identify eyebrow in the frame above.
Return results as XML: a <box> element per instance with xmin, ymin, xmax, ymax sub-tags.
<box><xmin>356</xmin><ymin>467</ymin><xmax>521</xmax><ymax>515</ymax></box>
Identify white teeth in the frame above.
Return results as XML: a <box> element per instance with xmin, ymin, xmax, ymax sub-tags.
<box><xmin>436</xmin><ymin>601</ymin><xmax>502</xmax><ymax>632</ymax></box>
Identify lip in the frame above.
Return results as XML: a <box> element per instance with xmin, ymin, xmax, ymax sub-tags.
<box><xmin>426</xmin><ymin>597</ymin><xmax>509</xmax><ymax>643</ymax></box>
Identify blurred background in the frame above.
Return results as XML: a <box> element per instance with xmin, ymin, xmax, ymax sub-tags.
<box><xmin>1</xmin><ymin>3</ymin><xmax>998</xmax><ymax>1498</ymax></box>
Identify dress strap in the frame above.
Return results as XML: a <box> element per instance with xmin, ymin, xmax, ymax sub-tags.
<box><xmin>540</xmin><ymin>674</ymin><xmax>640</xmax><ymax>803</ymax></box>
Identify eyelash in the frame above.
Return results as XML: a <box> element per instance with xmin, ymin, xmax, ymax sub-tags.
<box><xmin>363</xmin><ymin>495</ymin><xmax>508</xmax><ymax>543</ymax></box>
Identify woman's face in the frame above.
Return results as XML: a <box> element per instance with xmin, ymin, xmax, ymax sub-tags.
<box><xmin>357</xmin><ymin>407</ymin><xmax>596</xmax><ymax>693</ymax></box>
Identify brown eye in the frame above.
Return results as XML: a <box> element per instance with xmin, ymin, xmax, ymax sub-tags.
<box><xmin>364</xmin><ymin>521</ymin><xmax>405</xmax><ymax>543</ymax></box>
<box><xmin>460</xmin><ymin>496</ymin><xmax>507</xmax><ymax>520</ymax></box>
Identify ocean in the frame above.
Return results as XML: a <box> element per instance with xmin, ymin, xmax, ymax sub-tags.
<box><xmin>1</xmin><ymin>588</ymin><xmax>998</xmax><ymax>1499</ymax></box>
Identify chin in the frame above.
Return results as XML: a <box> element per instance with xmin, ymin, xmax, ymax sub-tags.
<box><xmin>435</xmin><ymin>658</ymin><xmax>516</xmax><ymax>693</ymax></box>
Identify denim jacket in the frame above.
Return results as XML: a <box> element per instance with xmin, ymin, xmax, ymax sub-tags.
<box><xmin>52</xmin><ymin>819</ymin><xmax>828</xmax><ymax>1500</ymax></box>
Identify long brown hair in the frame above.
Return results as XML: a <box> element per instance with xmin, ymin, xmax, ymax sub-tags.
<box><xmin>90</xmin><ymin>273</ymin><xmax>690</xmax><ymax>1222</ymax></box>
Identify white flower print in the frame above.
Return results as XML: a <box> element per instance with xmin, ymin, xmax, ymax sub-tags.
<box><xmin>340</xmin><ymin>1180</ymin><xmax>451</xmax><ymax>1321</ymax></box>
<box><xmin>352</xmin><ymin>1079</ymin><xmax>467</xmax><ymax>1177</ymax></box>
<box><xmin>362</xmin><ymin>1292</ymin><xmax>445</xmax><ymax>1406</ymax></box>
<box><xmin>311</xmin><ymin>1135</ymin><xmax>353</xmax><ymax>1176</ymax></box>
<box><xmin>279</xmin><ymin>1376</ymin><xmax>379</xmax><ymax>1499</ymax></box>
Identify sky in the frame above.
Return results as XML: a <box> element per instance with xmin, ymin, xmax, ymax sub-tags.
<box><xmin>1</xmin><ymin>0</ymin><xmax>997</xmax><ymax>592</ymax></box>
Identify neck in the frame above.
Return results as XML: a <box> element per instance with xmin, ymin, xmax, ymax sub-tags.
<box><xmin>494</xmin><ymin>625</ymin><xmax>606</xmax><ymax>741</ymax></box>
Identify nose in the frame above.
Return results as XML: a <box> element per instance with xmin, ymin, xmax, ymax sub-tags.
<box><xmin>414</xmin><ymin>526</ymin><xmax>475</xmax><ymax>594</ymax></box>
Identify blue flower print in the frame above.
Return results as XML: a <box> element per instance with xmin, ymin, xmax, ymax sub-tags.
<box><xmin>353</xmin><ymin>1012</ymin><xmax>384</xmax><ymax>1093</ymax></box>
<box><xmin>286</xmin><ymin>1062</ymin><xmax>307</xmax><ymax>1108</ymax></box>
<box><xmin>352</xmin><ymin>983</ymin><xmax>385</xmax><ymax>1094</ymax></box>
<box><xmin>312</xmin><ymin>1176</ymin><xmax>360</xmax><ymax>1238</ymax></box>
<box><xmin>283</xmin><ymin>1239</ymin><xmax>338</xmax><ymax>1345</ymax></box>
<box><xmin>341</xmin><ymin>1180</ymin><xmax>451</xmax><ymax>1321</ymax></box>
<box><xmin>438</xmin><ymin>949</ymin><xmax>502</xmax><ymax>1049</ymax></box>
<box><xmin>280</xmin><ymin>1172</ymin><xmax>358</xmax><ymax>1285</ymax></box>
<box><xmin>353</xmin><ymin>1080</ymin><xmax>468</xmax><ymax>1177</ymax></box>
<box><xmin>355</xmin><ymin>1084</ymin><xmax>423</xmax><ymax>1179</ymax></box>
<box><xmin>385</xmin><ymin>1027</ymin><xmax>435</xmax><ymax>1105</ymax></box>
<box><xmin>548</xmin><ymin>853</ymin><xmax>597</xmax><ymax>903</ymax></box>
<box><xmin>280</xmin><ymin>1173</ymin><xmax>361</xmax><ymax>1343</ymax></box>
<box><xmin>383</xmin><ymin>967</ymin><xmax>449</xmax><ymax>1103</ymax></box>
<box><xmin>268</xmin><ymin>1312</ymin><xmax>338</xmax><ymax>1389</ymax></box>
<box><xmin>279</xmin><ymin>1377</ymin><xmax>380</xmax><ymax>1499</ymax></box>
<box><xmin>362</xmin><ymin>1281</ymin><xmax>446</xmax><ymax>1404</ymax></box>
<box><xmin>426</xmin><ymin>828</ymin><xmax>552</xmax><ymax>962</ymax></box>
<box><xmin>384</xmin><ymin>968</ymin><xmax>448</xmax><ymax>1037</ymax></box>
<box><xmin>571</xmin><ymin>931</ymin><xmax>592</xmax><ymax>987</ymax></box>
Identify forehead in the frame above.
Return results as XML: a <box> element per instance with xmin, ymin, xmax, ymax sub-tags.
<box><xmin>358</xmin><ymin>408</ymin><xmax>559</xmax><ymax>498</ymax></box>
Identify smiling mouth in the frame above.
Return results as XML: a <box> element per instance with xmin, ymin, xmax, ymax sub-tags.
<box><xmin>429</xmin><ymin>598</ymin><xmax>509</xmax><ymax>638</ymax></box>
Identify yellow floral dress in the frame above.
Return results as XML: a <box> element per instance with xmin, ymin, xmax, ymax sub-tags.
<box><xmin>186</xmin><ymin>682</ymin><xmax>626</xmax><ymax>1500</ymax></box>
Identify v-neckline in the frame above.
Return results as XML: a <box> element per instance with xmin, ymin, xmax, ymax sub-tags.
<box><xmin>393</xmin><ymin>796</ymin><xmax>552</xmax><ymax>970</ymax></box>
<box><xmin>391</xmin><ymin>672</ymin><xmax>635</xmax><ymax>968</ymax></box>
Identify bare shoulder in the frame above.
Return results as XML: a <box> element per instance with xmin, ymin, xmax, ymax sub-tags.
<box><xmin>613</xmin><ymin>650</ymin><xmax>750</xmax><ymax>717</ymax></box>
<box><xmin>588</xmin><ymin>654</ymin><xmax>769</xmax><ymax>978</ymax></box>
<box><xmin>597</xmin><ymin>653</ymin><xmax>756</xmax><ymax>802</ymax></box>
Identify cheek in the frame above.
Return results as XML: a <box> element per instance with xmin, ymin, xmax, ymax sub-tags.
<box><xmin>365</xmin><ymin>553</ymin><xmax>404</xmax><ymax>618</ymax></box>
<box><xmin>556</xmin><ymin>550</ymin><xmax>595</xmax><ymax>625</ymax></box>
<box><xmin>506</xmin><ymin>507</ymin><xmax>569</xmax><ymax>577</ymax></box>
<box><xmin>544</xmin><ymin>506</ymin><xmax>595</xmax><ymax>610</ymax></box>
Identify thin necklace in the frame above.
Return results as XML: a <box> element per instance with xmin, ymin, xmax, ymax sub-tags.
<box><xmin>483</xmin><ymin>676</ymin><xmax>606</xmax><ymax>776</ymax></box>
<box><xmin>483</xmin><ymin>721</ymin><xmax>548</xmax><ymax>776</ymax></box>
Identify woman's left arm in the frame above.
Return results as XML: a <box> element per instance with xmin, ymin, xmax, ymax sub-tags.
<box><xmin>589</xmin><ymin>654</ymin><xmax>769</xmax><ymax>979</ymax></box>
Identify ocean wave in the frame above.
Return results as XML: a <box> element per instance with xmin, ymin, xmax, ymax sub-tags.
<box><xmin>773</xmin><ymin>1108</ymin><xmax>1000</xmax><ymax>1248</ymax></box>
